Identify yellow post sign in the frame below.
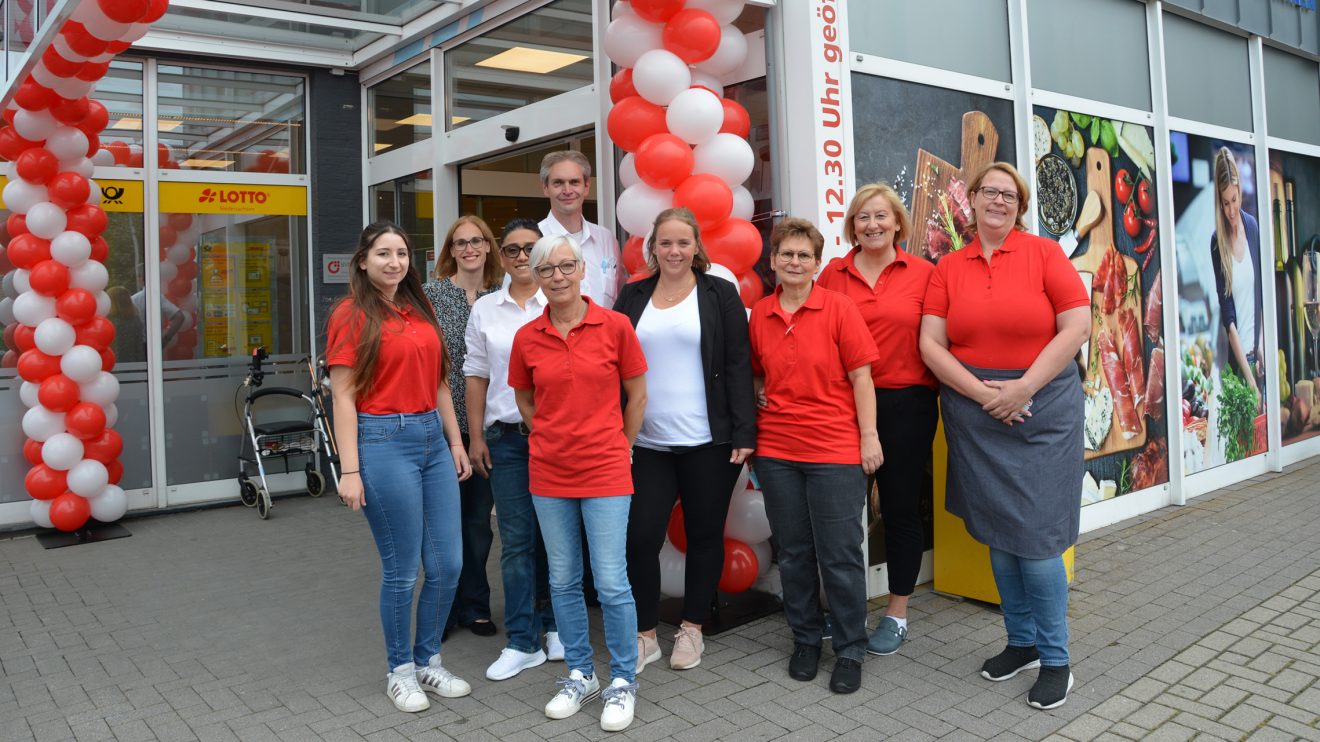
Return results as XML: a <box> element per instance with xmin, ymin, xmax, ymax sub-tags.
<box><xmin>0</xmin><ymin>176</ymin><xmax>144</xmax><ymax>212</ymax></box>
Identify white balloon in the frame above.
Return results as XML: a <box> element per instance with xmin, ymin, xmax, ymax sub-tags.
<box><xmin>690</xmin><ymin>72</ymin><xmax>726</xmax><ymax>98</ymax></box>
<box><xmin>0</xmin><ymin>297</ymin><xmax>14</xmax><ymax>325</ymax></box>
<box><xmin>51</xmin><ymin>231</ymin><xmax>92</xmax><ymax>268</ymax></box>
<box><xmin>615</xmin><ymin>182</ymin><xmax>675</xmax><ymax>237</ymax></box>
<box><xmin>612</xmin><ymin>0</ymin><xmax>634</xmax><ymax>19</ymax></box>
<box><xmin>707</xmin><ymin>262</ymin><xmax>738</xmax><ymax>285</ymax></box>
<box><xmin>53</xmin><ymin>76</ymin><xmax>95</xmax><ymax>101</ymax></box>
<box><xmin>46</xmin><ymin>127</ymin><xmax>90</xmax><ymax>162</ymax></box>
<box><xmin>69</xmin><ymin>261</ymin><xmax>109</xmax><ymax>293</ymax></box>
<box><xmin>687</xmin><ymin>0</ymin><xmax>745</xmax><ymax>24</ymax></box>
<box><xmin>694</xmin><ymin>25</ymin><xmax>749</xmax><ymax>77</ymax></box>
<box><xmin>68</xmin><ymin>157</ymin><xmax>97</xmax><ymax>178</ymax></box>
<box><xmin>13</xmin><ymin>108</ymin><xmax>58</xmax><ymax>141</ymax></box>
<box><xmin>1</xmin><ymin>272</ymin><xmax>14</xmax><ymax>300</ymax></box>
<box><xmin>91</xmin><ymin>148</ymin><xmax>115</xmax><ymax>166</ymax></box>
<box><xmin>124</xmin><ymin>22</ymin><xmax>151</xmax><ymax>42</ymax></box>
<box><xmin>12</xmin><ymin>268</ymin><xmax>31</xmax><ymax>294</ymax></box>
<box><xmin>603</xmin><ymin>15</ymin><xmax>663</xmax><ymax>68</ymax></box>
<box><xmin>68</xmin><ymin>459</ymin><xmax>110</xmax><ymax>498</ymax></box>
<box><xmin>13</xmin><ymin>292</ymin><xmax>58</xmax><ymax>325</ymax></box>
<box><xmin>731</xmin><ymin>185</ymin><xmax>755</xmax><ymax>221</ymax></box>
<box><xmin>619</xmin><ymin>153</ymin><xmax>640</xmax><ymax>189</ymax></box>
<box><xmin>2</xmin><ymin>160</ymin><xmax>15</xmax><ymax>179</ymax></box>
<box><xmin>89</xmin><ymin>51</ymin><xmax>116</xmax><ymax>65</ymax></box>
<box><xmin>82</xmin><ymin>13</ymin><xmax>131</xmax><ymax>42</ymax></box>
<box><xmin>95</xmin><ymin>290</ymin><xmax>111</xmax><ymax>318</ymax></box>
<box><xmin>725</xmin><ymin>488</ymin><xmax>773</xmax><ymax>544</ymax></box>
<box><xmin>129</xmin><ymin>144</ymin><xmax>143</xmax><ymax>158</ymax></box>
<box><xmin>60</xmin><ymin>345</ymin><xmax>103</xmax><ymax>384</ymax></box>
<box><xmin>30</xmin><ymin>500</ymin><xmax>54</xmax><ymax>529</ymax></box>
<box><xmin>693</xmin><ymin>133</ymin><xmax>755</xmax><ymax>187</ymax></box>
<box><xmin>19</xmin><ymin>381</ymin><xmax>41</xmax><ymax>409</ymax></box>
<box><xmin>177</xmin><ymin>294</ymin><xmax>198</xmax><ymax>314</ymax></box>
<box><xmin>158</xmin><ymin>260</ymin><xmax>178</xmax><ymax>284</ymax></box>
<box><xmin>25</xmin><ymin>202</ymin><xmax>68</xmax><ymax>239</ymax></box>
<box><xmin>666</xmin><ymin>88</ymin><xmax>724</xmax><ymax>145</ymax></box>
<box><xmin>658</xmin><ymin>540</ymin><xmax>687</xmax><ymax>598</ymax></box>
<box><xmin>632</xmin><ymin>49</ymin><xmax>691</xmax><ymax>106</ymax></box>
<box><xmin>80</xmin><ymin>372</ymin><xmax>120</xmax><ymax>406</ymax></box>
<box><xmin>51</xmin><ymin>35</ymin><xmax>89</xmax><ymax>63</ymax></box>
<box><xmin>166</xmin><ymin>244</ymin><xmax>192</xmax><ymax>265</ymax></box>
<box><xmin>25</xmin><ymin>408</ymin><xmax>69</xmax><ymax>444</ymax></box>
<box><xmin>85</xmin><ymin>179</ymin><xmax>101</xmax><ymax>205</ymax></box>
<box><xmin>3</xmin><ymin>179</ymin><xmax>49</xmax><ymax>214</ymax></box>
<box><xmin>34</xmin><ymin>317</ymin><xmax>77</xmax><ymax>356</ymax></box>
<box><xmin>750</xmin><ymin>539</ymin><xmax>772</xmax><ymax>578</ymax></box>
<box><xmin>30</xmin><ymin>64</ymin><xmax>61</xmax><ymax>90</ymax></box>
<box><xmin>102</xmin><ymin>402</ymin><xmax>119</xmax><ymax>427</ymax></box>
<box><xmin>90</xmin><ymin>486</ymin><xmax>128</xmax><ymax>522</ymax></box>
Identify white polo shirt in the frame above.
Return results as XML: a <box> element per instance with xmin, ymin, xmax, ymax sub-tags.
<box><xmin>539</xmin><ymin>213</ymin><xmax>623</xmax><ymax>309</ymax></box>
<box><xmin>463</xmin><ymin>286</ymin><xmax>549</xmax><ymax>430</ymax></box>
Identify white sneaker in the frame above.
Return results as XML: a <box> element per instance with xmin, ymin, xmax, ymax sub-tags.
<box><xmin>544</xmin><ymin>668</ymin><xmax>600</xmax><ymax>719</ymax></box>
<box><xmin>600</xmin><ymin>677</ymin><xmax>637</xmax><ymax>732</ymax></box>
<box><xmin>386</xmin><ymin>663</ymin><xmax>430</xmax><ymax>712</ymax></box>
<box><xmin>416</xmin><ymin>658</ymin><xmax>472</xmax><ymax>698</ymax></box>
<box><xmin>487</xmin><ymin>647</ymin><xmax>547</xmax><ymax>681</ymax></box>
<box><xmin>546</xmin><ymin>631</ymin><xmax>566</xmax><ymax>661</ymax></box>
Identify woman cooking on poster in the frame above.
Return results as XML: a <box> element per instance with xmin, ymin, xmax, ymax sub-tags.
<box><xmin>1209</xmin><ymin>146</ymin><xmax>1265</xmax><ymax>409</ymax></box>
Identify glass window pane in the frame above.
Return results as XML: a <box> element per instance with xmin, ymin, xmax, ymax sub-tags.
<box><xmin>460</xmin><ymin>137</ymin><xmax>598</xmax><ymax>228</ymax></box>
<box><xmin>849</xmin><ymin>0</ymin><xmax>1011</xmax><ymax>83</ymax></box>
<box><xmin>151</xmin><ymin>6</ymin><xmax>383</xmax><ymax>51</ymax></box>
<box><xmin>98</xmin><ymin>61</ymin><xmax>146</xmax><ymax>168</ymax></box>
<box><xmin>446</xmin><ymin>0</ymin><xmax>593</xmax><ymax>130</ymax></box>
<box><xmin>1027</xmin><ymin>0</ymin><xmax>1151</xmax><ymax>111</ymax></box>
<box><xmin>1163</xmin><ymin>13</ymin><xmax>1253</xmax><ymax>132</ymax></box>
<box><xmin>6</xmin><ymin>0</ymin><xmax>35</xmax><ymax>69</ymax></box>
<box><xmin>369</xmin><ymin>62</ymin><xmax>431</xmax><ymax>156</ymax></box>
<box><xmin>371</xmin><ymin>172</ymin><xmax>434</xmax><ymax>274</ymax></box>
<box><xmin>209</xmin><ymin>0</ymin><xmax>440</xmax><ymax>25</ymax></box>
<box><xmin>157</xmin><ymin>65</ymin><xmax>307</xmax><ymax>174</ymax></box>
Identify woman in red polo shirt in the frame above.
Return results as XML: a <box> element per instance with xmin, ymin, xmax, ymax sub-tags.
<box><xmin>920</xmin><ymin>162</ymin><xmax>1089</xmax><ymax>710</ymax></box>
<box><xmin>326</xmin><ymin>221</ymin><xmax>474</xmax><ymax>714</ymax></box>
<box><xmin>508</xmin><ymin>234</ymin><xmax>647</xmax><ymax>732</ymax></box>
<box><xmin>818</xmin><ymin>182</ymin><xmax>936</xmax><ymax>657</ymax></box>
<box><xmin>749</xmin><ymin>217</ymin><xmax>881</xmax><ymax>696</ymax></box>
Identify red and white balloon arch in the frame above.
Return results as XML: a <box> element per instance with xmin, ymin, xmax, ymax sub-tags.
<box><xmin>1</xmin><ymin>0</ymin><xmax>170</xmax><ymax>532</ymax></box>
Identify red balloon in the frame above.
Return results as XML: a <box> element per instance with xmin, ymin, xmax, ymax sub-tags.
<box><xmin>49</xmin><ymin>492</ymin><xmax>91</xmax><ymax>532</ymax></box>
<box><xmin>85</xmin><ymin>133</ymin><xmax>102</xmax><ymax>159</ymax></box>
<box><xmin>720</xmin><ymin>98</ymin><xmax>751</xmax><ymax>138</ymax></box>
<box><xmin>2</xmin><ymin>324</ymin><xmax>14</xmax><ymax>350</ymax></box>
<box><xmin>606</xmin><ymin>96</ymin><xmax>668</xmax><ymax>153</ymax></box>
<box><xmin>106</xmin><ymin>140</ymin><xmax>130</xmax><ymax>164</ymax></box>
<box><xmin>38</xmin><ymin>374</ymin><xmax>82</xmax><ymax>412</ymax></box>
<box><xmin>673</xmin><ymin>174</ymin><xmax>733</xmax><ymax>231</ymax></box>
<box><xmin>5</xmin><ymin>234</ymin><xmax>52</xmax><ymax>269</ymax></box>
<box><xmin>14</xmin><ymin>80</ymin><xmax>56</xmax><ymax>111</ymax></box>
<box><xmin>98</xmin><ymin>0</ymin><xmax>151</xmax><ymax>23</ymax></box>
<box><xmin>56</xmin><ymin>288</ymin><xmax>98</xmax><ymax>325</ymax></box>
<box><xmin>167</xmin><ymin>213</ymin><xmax>193</xmax><ymax>231</ymax></box>
<box><xmin>0</xmin><ymin>250</ymin><xmax>11</xmax><ymax>274</ymax></box>
<box><xmin>662</xmin><ymin>9</ymin><xmax>721</xmax><ymax>64</ymax></box>
<box><xmin>17</xmin><ymin>349</ymin><xmax>62</xmax><ymax>383</ymax></box>
<box><xmin>143</xmin><ymin>0</ymin><xmax>169</xmax><ymax>23</ymax></box>
<box><xmin>174</xmin><ymin>329</ymin><xmax>197</xmax><ymax>348</ymax></box>
<box><xmin>65</xmin><ymin>204</ymin><xmax>108</xmax><ymax>238</ymax></box>
<box><xmin>62</xmin><ymin>22</ymin><xmax>110</xmax><ymax>57</ymax></box>
<box><xmin>704</xmin><ymin>218</ymin><xmax>762</xmax><ymax>274</ymax></box>
<box><xmin>157</xmin><ymin>142</ymin><xmax>174</xmax><ymax>167</ymax></box>
<box><xmin>14</xmin><ymin>324</ymin><xmax>37</xmax><ymax>352</ymax></box>
<box><xmin>15</xmin><ymin>147</ymin><xmax>60</xmax><ymax>184</ymax></box>
<box><xmin>609</xmin><ymin>68</ymin><xmax>638</xmax><ymax>104</ymax></box>
<box><xmin>622</xmin><ymin>235</ymin><xmax>647</xmax><ymax>274</ymax></box>
<box><xmin>83</xmin><ymin>429</ymin><xmax>124</xmax><ymax>463</ymax></box>
<box><xmin>631</xmin><ymin>0</ymin><xmax>684</xmax><ymax>22</ymax></box>
<box><xmin>78</xmin><ymin>60</ymin><xmax>111</xmax><ymax>82</ymax></box>
<box><xmin>159</xmin><ymin>225</ymin><xmax>178</xmax><ymax>247</ymax></box>
<box><xmin>75</xmin><ymin>315</ymin><xmax>116</xmax><ymax>350</ymax></box>
<box><xmin>177</xmin><ymin>262</ymin><xmax>198</xmax><ymax>281</ymax></box>
<box><xmin>24</xmin><ymin>438</ymin><xmax>46</xmax><ymax>466</ymax></box>
<box><xmin>7</xmin><ymin>213</ymin><xmax>30</xmax><ymax>237</ymax></box>
<box><xmin>100</xmin><ymin>347</ymin><xmax>116</xmax><ymax>371</ymax></box>
<box><xmin>127</xmin><ymin>151</ymin><xmax>145</xmax><ymax>167</ymax></box>
<box><xmin>718</xmin><ymin>538</ymin><xmax>758</xmax><ymax>593</ymax></box>
<box><xmin>168</xmin><ymin>277</ymin><xmax>192</xmax><ymax>298</ymax></box>
<box><xmin>626</xmin><ymin>269</ymin><xmax>654</xmax><ymax>284</ymax></box>
<box><xmin>0</xmin><ymin>350</ymin><xmax>16</xmax><ymax>368</ymax></box>
<box><xmin>635</xmin><ymin>133</ymin><xmax>694</xmax><ymax>189</ymax></box>
<box><xmin>25</xmin><ymin>465</ymin><xmax>67</xmax><ymax>501</ymax></box>
<box><xmin>2</xmin><ymin>108</ymin><xmax>14</xmax><ymax>126</ymax></box>
<box><xmin>105</xmin><ymin>458</ymin><xmax>124</xmax><ymax>485</ymax></box>
<box><xmin>79</xmin><ymin>100</ymin><xmax>109</xmax><ymax>136</ymax></box>
<box><xmin>29</xmin><ymin>260</ymin><xmax>72</xmax><ymax>297</ymax></box>
<box><xmin>66</xmin><ymin>402</ymin><xmax>108</xmax><ymax>440</ymax></box>
<box><xmin>0</xmin><ymin>126</ymin><xmax>42</xmax><ymax>161</ymax></box>
<box><xmin>48</xmin><ymin>172</ymin><xmax>91</xmax><ymax>210</ymax></box>
<box><xmin>41</xmin><ymin>46</ymin><xmax>83</xmax><ymax>78</ymax></box>
<box><xmin>667</xmin><ymin>503</ymin><xmax>687</xmax><ymax>552</ymax></box>
<box><xmin>88</xmin><ymin>235</ymin><xmax>109</xmax><ymax>262</ymax></box>
<box><xmin>50</xmin><ymin>96</ymin><xmax>91</xmax><ymax>125</ymax></box>
<box><xmin>738</xmin><ymin>270</ymin><xmax>764</xmax><ymax>308</ymax></box>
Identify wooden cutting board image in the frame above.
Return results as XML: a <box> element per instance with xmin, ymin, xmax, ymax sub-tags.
<box><xmin>908</xmin><ymin>111</ymin><xmax>999</xmax><ymax>259</ymax></box>
<box><xmin>1072</xmin><ymin>146</ymin><xmax>1147</xmax><ymax>459</ymax></box>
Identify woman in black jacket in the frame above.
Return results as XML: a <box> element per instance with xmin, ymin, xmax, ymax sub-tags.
<box><xmin>614</xmin><ymin>207</ymin><xmax>757</xmax><ymax>673</ymax></box>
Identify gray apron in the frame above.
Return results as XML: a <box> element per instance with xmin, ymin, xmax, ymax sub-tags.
<box><xmin>942</xmin><ymin>363</ymin><xmax>1083</xmax><ymax>559</ymax></box>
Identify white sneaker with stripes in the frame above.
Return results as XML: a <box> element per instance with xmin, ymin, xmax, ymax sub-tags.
<box><xmin>386</xmin><ymin>663</ymin><xmax>430</xmax><ymax>712</ymax></box>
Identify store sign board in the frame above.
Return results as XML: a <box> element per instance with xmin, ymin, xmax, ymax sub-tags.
<box><xmin>809</xmin><ymin>0</ymin><xmax>849</xmax><ymax>262</ymax></box>
<box><xmin>160</xmin><ymin>182</ymin><xmax>308</xmax><ymax>216</ymax></box>
<box><xmin>0</xmin><ymin>176</ymin><xmax>143</xmax><ymax>212</ymax></box>
<box><xmin>322</xmin><ymin>253</ymin><xmax>351</xmax><ymax>284</ymax></box>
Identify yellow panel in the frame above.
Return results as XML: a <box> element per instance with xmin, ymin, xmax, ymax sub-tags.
<box><xmin>0</xmin><ymin>176</ymin><xmax>143</xmax><ymax>213</ymax></box>
<box><xmin>160</xmin><ymin>182</ymin><xmax>307</xmax><ymax>216</ymax></box>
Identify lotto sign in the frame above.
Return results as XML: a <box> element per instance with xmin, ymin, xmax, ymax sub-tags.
<box><xmin>159</xmin><ymin>182</ymin><xmax>308</xmax><ymax>215</ymax></box>
<box><xmin>322</xmin><ymin>254</ymin><xmax>351</xmax><ymax>284</ymax></box>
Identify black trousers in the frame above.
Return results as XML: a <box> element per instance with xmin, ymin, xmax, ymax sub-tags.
<box><xmin>872</xmin><ymin>386</ymin><xmax>938</xmax><ymax>597</ymax></box>
<box><xmin>627</xmin><ymin>443</ymin><xmax>741</xmax><ymax>631</ymax></box>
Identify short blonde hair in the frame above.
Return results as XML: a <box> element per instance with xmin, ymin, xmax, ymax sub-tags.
<box><xmin>645</xmin><ymin>207</ymin><xmax>711</xmax><ymax>273</ymax></box>
<box><xmin>843</xmin><ymin>182</ymin><xmax>912</xmax><ymax>248</ymax></box>
<box><xmin>967</xmin><ymin>162</ymin><xmax>1031</xmax><ymax>233</ymax></box>
<box><xmin>770</xmin><ymin>217</ymin><xmax>823</xmax><ymax>261</ymax></box>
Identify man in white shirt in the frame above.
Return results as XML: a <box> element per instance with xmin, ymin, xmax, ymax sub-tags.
<box><xmin>537</xmin><ymin>150</ymin><xmax>623</xmax><ymax>308</ymax></box>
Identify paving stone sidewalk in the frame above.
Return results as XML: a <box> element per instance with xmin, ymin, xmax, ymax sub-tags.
<box><xmin>1</xmin><ymin>458</ymin><xmax>1319</xmax><ymax>741</ymax></box>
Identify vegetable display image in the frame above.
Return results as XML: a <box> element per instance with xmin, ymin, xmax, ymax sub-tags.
<box><xmin>1033</xmin><ymin>106</ymin><xmax>1168</xmax><ymax>506</ymax></box>
<box><xmin>1269</xmin><ymin>149</ymin><xmax>1320</xmax><ymax>448</ymax></box>
<box><xmin>1171</xmin><ymin>135</ymin><xmax>1268</xmax><ymax>473</ymax></box>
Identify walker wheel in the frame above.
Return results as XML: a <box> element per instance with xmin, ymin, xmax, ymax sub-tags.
<box><xmin>256</xmin><ymin>486</ymin><xmax>272</xmax><ymax>519</ymax></box>
<box><xmin>239</xmin><ymin>477</ymin><xmax>259</xmax><ymax>508</ymax></box>
<box><xmin>305</xmin><ymin>467</ymin><xmax>326</xmax><ymax>497</ymax></box>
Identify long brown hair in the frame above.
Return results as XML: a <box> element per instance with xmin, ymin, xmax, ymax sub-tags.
<box><xmin>432</xmin><ymin>214</ymin><xmax>504</xmax><ymax>288</ymax></box>
<box><xmin>329</xmin><ymin>221</ymin><xmax>450</xmax><ymax>400</ymax></box>
<box><xmin>1213</xmin><ymin>147</ymin><xmax>1241</xmax><ymax>295</ymax></box>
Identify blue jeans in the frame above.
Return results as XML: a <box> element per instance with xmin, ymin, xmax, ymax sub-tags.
<box><xmin>487</xmin><ymin>424</ymin><xmax>556</xmax><ymax>654</ymax></box>
<box><xmin>532</xmin><ymin>494</ymin><xmax>637</xmax><ymax>682</ymax></box>
<box><xmin>358</xmin><ymin>411</ymin><xmax>462</xmax><ymax>671</ymax></box>
<box><xmin>756</xmin><ymin>456</ymin><xmax>869</xmax><ymax>662</ymax></box>
<box><xmin>448</xmin><ymin>433</ymin><xmax>494</xmax><ymax>627</ymax></box>
<box><xmin>989</xmin><ymin>548</ymin><xmax>1070</xmax><ymax>667</ymax></box>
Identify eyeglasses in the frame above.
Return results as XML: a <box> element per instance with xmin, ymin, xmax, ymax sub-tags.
<box><xmin>977</xmin><ymin>187</ymin><xmax>1020</xmax><ymax>205</ymax></box>
<box><xmin>500</xmin><ymin>243</ymin><xmax>536</xmax><ymax>259</ymax></box>
<box><xmin>534</xmin><ymin>259</ymin><xmax>580</xmax><ymax>278</ymax></box>
<box><xmin>452</xmin><ymin>237</ymin><xmax>487</xmax><ymax>251</ymax></box>
<box><xmin>775</xmin><ymin>250</ymin><xmax>817</xmax><ymax>264</ymax></box>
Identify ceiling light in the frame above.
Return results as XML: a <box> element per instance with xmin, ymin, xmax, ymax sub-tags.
<box><xmin>396</xmin><ymin>113</ymin><xmax>433</xmax><ymax>127</ymax></box>
<box><xmin>374</xmin><ymin>143</ymin><xmax>391</xmax><ymax>152</ymax></box>
<box><xmin>450</xmin><ymin>116</ymin><xmax>470</xmax><ymax>125</ymax></box>
<box><xmin>181</xmin><ymin>158</ymin><xmax>230</xmax><ymax>168</ymax></box>
<box><xmin>475</xmin><ymin>47</ymin><xmax>588</xmax><ymax>74</ymax></box>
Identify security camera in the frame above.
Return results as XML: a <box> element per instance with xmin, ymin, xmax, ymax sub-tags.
<box><xmin>502</xmin><ymin>125</ymin><xmax>519</xmax><ymax>143</ymax></box>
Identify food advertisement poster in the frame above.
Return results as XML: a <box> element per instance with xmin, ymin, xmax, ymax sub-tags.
<box><xmin>1032</xmin><ymin>107</ymin><xmax>1168</xmax><ymax>506</ymax></box>
<box><xmin>1269</xmin><ymin>150</ymin><xmax>1320</xmax><ymax>447</ymax></box>
<box><xmin>850</xmin><ymin>75</ymin><xmax>1016</xmax><ymax>567</ymax></box>
<box><xmin>1172</xmin><ymin>135</ymin><xmax>1268</xmax><ymax>474</ymax></box>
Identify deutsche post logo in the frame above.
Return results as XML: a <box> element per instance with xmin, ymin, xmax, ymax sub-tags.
<box><xmin>101</xmin><ymin>185</ymin><xmax>125</xmax><ymax>205</ymax></box>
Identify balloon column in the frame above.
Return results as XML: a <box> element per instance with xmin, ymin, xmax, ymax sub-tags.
<box><xmin>660</xmin><ymin>480</ymin><xmax>773</xmax><ymax>597</ymax></box>
<box><xmin>1</xmin><ymin>0</ymin><xmax>170</xmax><ymax>531</ymax></box>
<box><xmin>605</xmin><ymin>0</ymin><xmax>765</xmax><ymax>308</ymax></box>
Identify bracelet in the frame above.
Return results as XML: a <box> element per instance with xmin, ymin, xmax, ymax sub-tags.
<box><xmin>340</xmin><ymin>470</ymin><xmax>359</xmax><ymax>475</ymax></box>
<box><xmin>450</xmin><ymin>443</ymin><xmax>464</xmax><ymax>449</ymax></box>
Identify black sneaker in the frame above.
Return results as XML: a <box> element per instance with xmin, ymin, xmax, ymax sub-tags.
<box><xmin>788</xmin><ymin>643</ymin><xmax>820</xmax><ymax>681</ymax></box>
<box><xmin>1028</xmin><ymin>665</ymin><xmax>1074</xmax><ymax>709</ymax></box>
<box><xmin>980</xmin><ymin>644</ymin><xmax>1041</xmax><ymax>681</ymax></box>
<box><xmin>829</xmin><ymin>657</ymin><xmax>862</xmax><ymax>694</ymax></box>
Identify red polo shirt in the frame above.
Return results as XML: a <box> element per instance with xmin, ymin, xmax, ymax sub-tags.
<box><xmin>325</xmin><ymin>300</ymin><xmax>443</xmax><ymax>414</ymax></box>
<box><xmin>508</xmin><ymin>298</ymin><xmax>647</xmax><ymax>498</ymax></box>
<box><xmin>818</xmin><ymin>247</ymin><xmax>937</xmax><ymax>390</ymax></box>
<box><xmin>922</xmin><ymin>229</ymin><xmax>1088</xmax><ymax>370</ymax></box>
<box><xmin>749</xmin><ymin>284</ymin><xmax>880</xmax><ymax>465</ymax></box>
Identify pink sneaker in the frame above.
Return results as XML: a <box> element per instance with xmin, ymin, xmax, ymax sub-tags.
<box><xmin>670</xmin><ymin>625</ymin><xmax>704</xmax><ymax>670</ymax></box>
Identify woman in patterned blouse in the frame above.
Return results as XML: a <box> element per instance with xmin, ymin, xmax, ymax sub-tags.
<box><xmin>423</xmin><ymin>215</ymin><xmax>504</xmax><ymax>637</ymax></box>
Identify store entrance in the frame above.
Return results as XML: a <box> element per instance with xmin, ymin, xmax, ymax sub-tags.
<box><xmin>456</xmin><ymin>132</ymin><xmax>599</xmax><ymax>231</ymax></box>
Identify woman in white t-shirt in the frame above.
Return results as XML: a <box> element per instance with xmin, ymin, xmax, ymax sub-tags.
<box><xmin>614</xmin><ymin>207</ymin><xmax>757</xmax><ymax>673</ymax></box>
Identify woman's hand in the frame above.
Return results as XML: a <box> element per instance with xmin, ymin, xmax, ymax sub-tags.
<box><xmin>982</xmin><ymin>378</ymin><xmax>1034</xmax><ymax>425</ymax></box>
<box><xmin>468</xmin><ymin>436</ymin><xmax>492</xmax><ymax>479</ymax></box>
<box><xmin>730</xmin><ymin>447</ymin><xmax>754</xmax><ymax>465</ymax></box>
<box><xmin>338</xmin><ymin>472</ymin><xmax>365</xmax><ymax>511</ymax></box>
<box><xmin>451</xmin><ymin>445</ymin><xmax>473</xmax><ymax>481</ymax></box>
<box><xmin>861</xmin><ymin>432</ymin><xmax>884</xmax><ymax>474</ymax></box>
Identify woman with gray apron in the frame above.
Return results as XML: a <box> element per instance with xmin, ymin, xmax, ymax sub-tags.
<box><xmin>919</xmin><ymin>162</ymin><xmax>1090</xmax><ymax>710</ymax></box>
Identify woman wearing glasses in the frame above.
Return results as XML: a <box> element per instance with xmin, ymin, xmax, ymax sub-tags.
<box><xmin>614</xmin><ymin>208</ymin><xmax>757</xmax><ymax>674</ymax></box>
<box><xmin>424</xmin><ymin>216</ymin><xmax>503</xmax><ymax>639</ymax></box>
<box><xmin>749</xmin><ymin>217</ymin><xmax>881</xmax><ymax>695</ymax></box>
<box><xmin>463</xmin><ymin>219</ymin><xmax>563</xmax><ymax>681</ymax></box>
<box><xmin>509</xmin><ymin>234</ymin><xmax>647</xmax><ymax>732</ymax></box>
<box><xmin>920</xmin><ymin>162</ymin><xmax>1089</xmax><ymax>710</ymax></box>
